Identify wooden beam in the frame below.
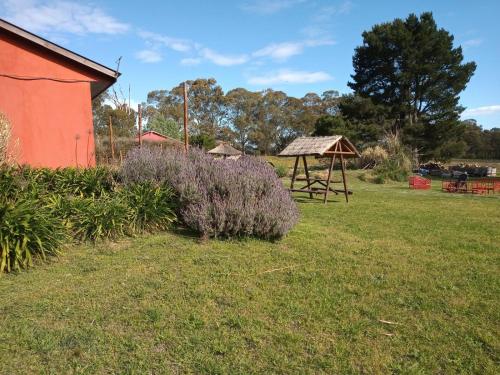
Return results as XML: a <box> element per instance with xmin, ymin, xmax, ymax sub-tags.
<box><xmin>138</xmin><ymin>104</ymin><xmax>142</xmax><ymax>148</ymax></box>
<box><xmin>108</xmin><ymin>115</ymin><xmax>115</xmax><ymax>161</ymax></box>
<box><xmin>324</xmin><ymin>154</ymin><xmax>336</xmax><ymax>204</ymax></box>
<box><xmin>323</xmin><ymin>151</ymin><xmax>356</xmax><ymax>156</ymax></box>
<box><xmin>295</xmin><ymin>177</ymin><xmax>342</xmax><ymax>183</ymax></box>
<box><xmin>339</xmin><ymin>141</ymin><xmax>349</xmax><ymax>203</ymax></box>
<box><xmin>183</xmin><ymin>82</ymin><xmax>189</xmax><ymax>152</ymax></box>
<box><xmin>302</xmin><ymin>155</ymin><xmax>313</xmax><ymax>199</ymax></box>
<box><xmin>289</xmin><ymin>189</ymin><xmax>329</xmax><ymax>194</ymax></box>
<box><xmin>290</xmin><ymin>156</ymin><xmax>299</xmax><ymax>190</ymax></box>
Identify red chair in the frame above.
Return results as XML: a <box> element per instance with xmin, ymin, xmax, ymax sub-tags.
<box><xmin>409</xmin><ymin>176</ymin><xmax>431</xmax><ymax>190</ymax></box>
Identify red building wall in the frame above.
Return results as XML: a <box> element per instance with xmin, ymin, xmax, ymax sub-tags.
<box><xmin>0</xmin><ymin>33</ymin><xmax>100</xmax><ymax>167</ymax></box>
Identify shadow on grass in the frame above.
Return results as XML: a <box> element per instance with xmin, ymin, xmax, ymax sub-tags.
<box><xmin>171</xmin><ymin>225</ymin><xmax>202</xmax><ymax>241</ymax></box>
<box><xmin>294</xmin><ymin>195</ymin><xmax>342</xmax><ymax>204</ymax></box>
<box><xmin>171</xmin><ymin>225</ymin><xmax>273</xmax><ymax>244</ymax></box>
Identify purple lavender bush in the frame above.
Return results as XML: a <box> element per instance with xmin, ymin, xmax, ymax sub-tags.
<box><xmin>121</xmin><ymin>147</ymin><xmax>299</xmax><ymax>239</ymax></box>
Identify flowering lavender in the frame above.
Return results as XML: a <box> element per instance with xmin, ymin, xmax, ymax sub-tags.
<box><xmin>121</xmin><ymin>147</ymin><xmax>299</xmax><ymax>239</ymax></box>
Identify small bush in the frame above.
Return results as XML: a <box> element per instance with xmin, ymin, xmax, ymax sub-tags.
<box><xmin>31</xmin><ymin>167</ymin><xmax>116</xmax><ymax>197</ymax></box>
<box><xmin>121</xmin><ymin>182</ymin><xmax>177</xmax><ymax>233</ymax></box>
<box><xmin>0</xmin><ymin>112</ymin><xmax>18</xmax><ymax>166</ymax></box>
<box><xmin>0</xmin><ymin>197</ymin><xmax>67</xmax><ymax>272</ymax></box>
<box><xmin>121</xmin><ymin>147</ymin><xmax>299</xmax><ymax>239</ymax></box>
<box><xmin>274</xmin><ymin>165</ymin><xmax>288</xmax><ymax>178</ymax></box>
<box><xmin>372</xmin><ymin>134</ymin><xmax>413</xmax><ymax>183</ymax></box>
<box><xmin>71</xmin><ymin>194</ymin><xmax>132</xmax><ymax>242</ymax></box>
<box><xmin>0</xmin><ymin>166</ymin><xmax>117</xmax><ymax>199</ymax></box>
<box><xmin>360</xmin><ymin>146</ymin><xmax>389</xmax><ymax>169</ymax></box>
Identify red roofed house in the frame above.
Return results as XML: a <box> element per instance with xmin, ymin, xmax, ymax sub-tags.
<box><xmin>0</xmin><ymin>19</ymin><xmax>118</xmax><ymax>167</ymax></box>
<box><xmin>137</xmin><ymin>131</ymin><xmax>184</xmax><ymax>147</ymax></box>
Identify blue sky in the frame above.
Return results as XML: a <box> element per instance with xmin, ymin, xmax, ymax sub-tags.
<box><xmin>1</xmin><ymin>0</ymin><xmax>499</xmax><ymax>129</ymax></box>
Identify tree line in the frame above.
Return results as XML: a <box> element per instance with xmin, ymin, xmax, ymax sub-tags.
<box><xmin>92</xmin><ymin>12</ymin><xmax>499</xmax><ymax>161</ymax></box>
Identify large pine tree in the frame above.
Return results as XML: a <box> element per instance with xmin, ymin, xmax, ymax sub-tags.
<box><xmin>348</xmin><ymin>12</ymin><xmax>476</xmax><ymax>159</ymax></box>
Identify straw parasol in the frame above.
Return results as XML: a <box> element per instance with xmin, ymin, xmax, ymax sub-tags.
<box><xmin>207</xmin><ymin>142</ymin><xmax>242</xmax><ymax>158</ymax></box>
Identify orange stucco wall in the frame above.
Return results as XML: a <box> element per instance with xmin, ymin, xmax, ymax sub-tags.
<box><xmin>0</xmin><ymin>33</ymin><xmax>99</xmax><ymax>167</ymax></box>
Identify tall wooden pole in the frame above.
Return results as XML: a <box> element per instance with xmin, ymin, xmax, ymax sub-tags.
<box><xmin>183</xmin><ymin>82</ymin><xmax>189</xmax><ymax>152</ymax></box>
<box><xmin>290</xmin><ymin>156</ymin><xmax>299</xmax><ymax>190</ymax></box>
<box><xmin>302</xmin><ymin>156</ymin><xmax>313</xmax><ymax>199</ymax></box>
<box><xmin>138</xmin><ymin>104</ymin><xmax>143</xmax><ymax>148</ymax></box>
<box><xmin>340</xmin><ymin>154</ymin><xmax>348</xmax><ymax>202</ymax></box>
<box><xmin>324</xmin><ymin>156</ymin><xmax>335</xmax><ymax>204</ymax></box>
<box><xmin>108</xmin><ymin>115</ymin><xmax>115</xmax><ymax>160</ymax></box>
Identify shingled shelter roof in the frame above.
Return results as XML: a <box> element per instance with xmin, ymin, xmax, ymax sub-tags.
<box><xmin>278</xmin><ymin>136</ymin><xmax>360</xmax><ymax>157</ymax></box>
<box><xmin>208</xmin><ymin>142</ymin><xmax>242</xmax><ymax>156</ymax></box>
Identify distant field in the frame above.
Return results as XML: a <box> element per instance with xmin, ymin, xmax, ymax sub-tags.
<box><xmin>449</xmin><ymin>159</ymin><xmax>500</xmax><ymax>169</ymax></box>
<box><xmin>266</xmin><ymin>156</ymin><xmax>500</xmax><ymax>168</ymax></box>
<box><xmin>262</xmin><ymin>155</ymin><xmax>322</xmax><ymax>168</ymax></box>
<box><xmin>1</xmin><ymin>172</ymin><xmax>498</xmax><ymax>374</ymax></box>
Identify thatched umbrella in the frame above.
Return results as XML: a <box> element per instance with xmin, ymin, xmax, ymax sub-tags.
<box><xmin>207</xmin><ymin>143</ymin><xmax>242</xmax><ymax>158</ymax></box>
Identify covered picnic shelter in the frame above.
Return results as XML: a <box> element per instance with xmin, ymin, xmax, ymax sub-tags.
<box><xmin>208</xmin><ymin>142</ymin><xmax>242</xmax><ymax>158</ymax></box>
<box><xmin>278</xmin><ymin>136</ymin><xmax>360</xmax><ymax>203</ymax></box>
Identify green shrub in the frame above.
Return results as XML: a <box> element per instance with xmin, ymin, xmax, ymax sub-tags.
<box><xmin>121</xmin><ymin>147</ymin><xmax>299</xmax><ymax>239</ymax></box>
<box><xmin>121</xmin><ymin>182</ymin><xmax>177</xmax><ymax>233</ymax></box>
<box><xmin>33</xmin><ymin>167</ymin><xmax>116</xmax><ymax>197</ymax></box>
<box><xmin>0</xmin><ymin>197</ymin><xmax>67</xmax><ymax>273</ymax></box>
<box><xmin>274</xmin><ymin>165</ymin><xmax>288</xmax><ymax>178</ymax></box>
<box><xmin>0</xmin><ymin>164</ymin><xmax>178</xmax><ymax>272</ymax></box>
<box><xmin>71</xmin><ymin>194</ymin><xmax>132</xmax><ymax>242</ymax></box>
<box><xmin>372</xmin><ymin>134</ymin><xmax>413</xmax><ymax>182</ymax></box>
<box><xmin>0</xmin><ymin>166</ymin><xmax>117</xmax><ymax>200</ymax></box>
<box><xmin>360</xmin><ymin>145</ymin><xmax>389</xmax><ymax>168</ymax></box>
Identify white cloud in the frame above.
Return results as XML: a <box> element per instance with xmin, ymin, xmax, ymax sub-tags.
<box><xmin>253</xmin><ymin>39</ymin><xmax>335</xmax><ymax>61</ymax></box>
<box><xmin>138</xmin><ymin>30</ymin><xmax>192</xmax><ymax>52</ymax></box>
<box><xmin>1</xmin><ymin>0</ymin><xmax>129</xmax><ymax>35</ymax></box>
<box><xmin>314</xmin><ymin>0</ymin><xmax>353</xmax><ymax>22</ymax></box>
<box><xmin>253</xmin><ymin>42</ymin><xmax>303</xmax><ymax>61</ymax></box>
<box><xmin>462</xmin><ymin>38</ymin><xmax>483</xmax><ymax>49</ymax></box>
<box><xmin>135</xmin><ymin>49</ymin><xmax>162</xmax><ymax>63</ymax></box>
<box><xmin>462</xmin><ymin>105</ymin><xmax>500</xmax><ymax>116</ymax></box>
<box><xmin>248</xmin><ymin>69</ymin><xmax>333</xmax><ymax>85</ymax></box>
<box><xmin>180</xmin><ymin>57</ymin><xmax>201</xmax><ymax>66</ymax></box>
<box><xmin>200</xmin><ymin>48</ymin><xmax>249</xmax><ymax>66</ymax></box>
<box><xmin>302</xmin><ymin>1</ymin><xmax>352</xmax><ymax>39</ymax></box>
<box><xmin>241</xmin><ymin>0</ymin><xmax>306</xmax><ymax>14</ymax></box>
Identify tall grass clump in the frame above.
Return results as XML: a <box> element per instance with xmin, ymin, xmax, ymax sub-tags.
<box><xmin>359</xmin><ymin>145</ymin><xmax>389</xmax><ymax>169</ymax></box>
<box><xmin>120</xmin><ymin>182</ymin><xmax>176</xmax><ymax>233</ymax></box>
<box><xmin>371</xmin><ymin>133</ymin><xmax>413</xmax><ymax>183</ymax></box>
<box><xmin>70</xmin><ymin>194</ymin><xmax>132</xmax><ymax>242</ymax></box>
<box><xmin>274</xmin><ymin>164</ymin><xmax>288</xmax><ymax>178</ymax></box>
<box><xmin>0</xmin><ymin>112</ymin><xmax>16</xmax><ymax>166</ymax></box>
<box><xmin>0</xmin><ymin>197</ymin><xmax>67</xmax><ymax>273</ymax></box>
<box><xmin>0</xmin><ymin>164</ymin><xmax>177</xmax><ymax>273</ymax></box>
<box><xmin>121</xmin><ymin>147</ymin><xmax>299</xmax><ymax>239</ymax></box>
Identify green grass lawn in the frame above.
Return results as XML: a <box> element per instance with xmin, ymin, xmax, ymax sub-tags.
<box><xmin>1</xmin><ymin>172</ymin><xmax>499</xmax><ymax>374</ymax></box>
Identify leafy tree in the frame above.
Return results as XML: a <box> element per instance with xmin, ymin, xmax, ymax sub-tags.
<box><xmin>349</xmin><ymin>12</ymin><xmax>476</xmax><ymax>159</ymax></box>
<box><xmin>337</xmin><ymin>94</ymin><xmax>391</xmax><ymax>147</ymax></box>
<box><xmin>144</xmin><ymin>89</ymin><xmax>183</xmax><ymax>124</ymax></box>
<box><xmin>147</xmin><ymin>113</ymin><xmax>182</xmax><ymax>140</ymax></box>
<box><xmin>225</xmin><ymin>88</ymin><xmax>259</xmax><ymax>153</ymax></box>
<box><xmin>189</xmin><ymin>134</ymin><xmax>216</xmax><ymax>150</ymax></box>
<box><xmin>253</xmin><ymin>89</ymin><xmax>289</xmax><ymax>154</ymax></box>
<box><xmin>183</xmin><ymin>78</ymin><xmax>226</xmax><ymax>138</ymax></box>
<box><xmin>321</xmin><ymin>90</ymin><xmax>341</xmax><ymax>116</ymax></box>
<box><xmin>461</xmin><ymin>120</ymin><xmax>500</xmax><ymax>159</ymax></box>
<box><xmin>314</xmin><ymin>116</ymin><xmax>348</xmax><ymax>136</ymax></box>
<box><xmin>145</xmin><ymin>79</ymin><xmax>227</xmax><ymax>141</ymax></box>
<box><xmin>92</xmin><ymin>90</ymin><xmax>136</xmax><ymax>137</ymax></box>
